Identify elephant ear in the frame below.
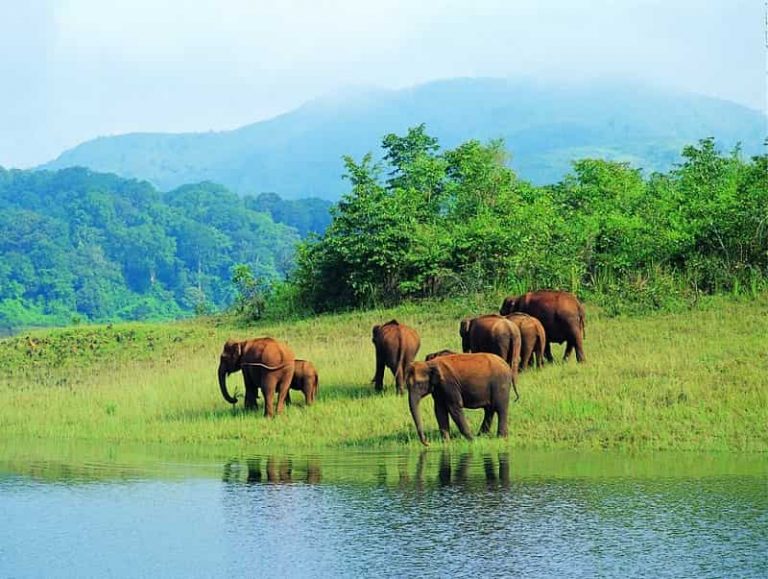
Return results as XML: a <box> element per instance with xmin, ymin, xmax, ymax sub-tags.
<box><xmin>371</xmin><ymin>325</ymin><xmax>381</xmax><ymax>343</ymax></box>
<box><xmin>459</xmin><ymin>319</ymin><xmax>471</xmax><ymax>337</ymax></box>
<box><xmin>430</xmin><ymin>361</ymin><xmax>461</xmax><ymax>398</ymax></box>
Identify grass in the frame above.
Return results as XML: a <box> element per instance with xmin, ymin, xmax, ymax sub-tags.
<box><xmin>0</xmin><ymin>294</ymin><xmax>766</xmax><ymax>452</ymax></box>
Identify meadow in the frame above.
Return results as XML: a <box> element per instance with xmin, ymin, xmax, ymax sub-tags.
<box><xmin>0</xmin><ymin>293</ymin><xmax>766</xmax><ymax>453</ymax></box>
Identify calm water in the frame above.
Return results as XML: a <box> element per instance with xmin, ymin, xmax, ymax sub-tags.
<box><xmin>0</xmin><ymin>446</ymin><xmax>765</xmax><ymax>578</ymax></box>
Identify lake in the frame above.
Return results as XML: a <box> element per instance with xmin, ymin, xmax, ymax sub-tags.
<box><xmin>1</xmin><ymin>443</ymin><xmax>766</xmax><ymax>578</ymax></box>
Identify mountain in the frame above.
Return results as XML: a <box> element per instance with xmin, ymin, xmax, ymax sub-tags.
<box><xmin>41</xmin><ymin>78</ymin><xmax>766</xmax><ymax>200</ymax></box>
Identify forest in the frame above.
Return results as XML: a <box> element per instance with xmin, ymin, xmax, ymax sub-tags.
<box><xmin>292</xmin><ymin>126</ymin><xmax>767</xmax><ymax>315</ymax></box>
<box><xmin>0</xmin><ymin>168</ymin><xmax>330</xmax><ymax>329</ymax></box>
<box><xmin>0</xmin><ymin>125</ymin><xmax>765</xmax><ymax>329</ymax></box>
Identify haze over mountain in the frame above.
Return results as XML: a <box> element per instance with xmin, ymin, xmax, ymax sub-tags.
<box><xmin>42</xmin><ymin>78</ymin><xmax>766</xmax><ymax>200</ymax></box>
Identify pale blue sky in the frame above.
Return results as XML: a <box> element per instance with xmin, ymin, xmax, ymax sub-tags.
<box><xmin>0</xmin><ymin>0</ymin><xmax>764</xmax><ymax>168</ymax></box>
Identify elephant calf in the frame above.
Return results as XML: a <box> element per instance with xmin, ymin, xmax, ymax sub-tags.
<box><xmin>406</xmin><ymin>353</ymin><xmax>517</xmax><ymax>446</ymax></box>
<box><xmin>288</xmin><ymin>359</ymin><xmax>319</xmax><ymax>405</ymax></box>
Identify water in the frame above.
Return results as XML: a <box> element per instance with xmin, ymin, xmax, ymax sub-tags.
<box><xmin>1</xmin><ymin>446</ymin><xmax>766</xmax><ymax>578</ymax></box>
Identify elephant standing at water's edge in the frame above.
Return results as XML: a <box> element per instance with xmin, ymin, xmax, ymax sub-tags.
<box><xmin>406</xmin><ymin>353</ymin><xmax>517</xmax><ymax>446</ymax></box>
<box><xmin>217</xmin><ymin>337</ymin><xmax>295</xmax><ymax>417</ymax></box>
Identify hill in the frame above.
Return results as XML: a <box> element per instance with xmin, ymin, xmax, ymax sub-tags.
<box><xmin>0</xmin><ymin>167</ymin><xmax>331</xmax><ymax>328</ymax></box>
<box><xmin>41</xmin><ymin>78</ymin><xmax>766</xmax><ymax>199</ymax></box>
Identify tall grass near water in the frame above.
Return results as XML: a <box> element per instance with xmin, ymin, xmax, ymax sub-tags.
<box><xmin>0</xmin><ymin>295</ymin><xmax>766</xmax><ymax>452</ymax></box>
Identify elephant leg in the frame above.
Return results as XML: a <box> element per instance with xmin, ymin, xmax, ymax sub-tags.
<box><xmin>544</xmin><ymin>341</ymin><xmax>555</xmax><ymax>363</ymax></box>
<box><xmin>496</xmin><ymin>401</ymin><xmax>509</xmax><ymax>438</ymax></box>
<box><xmin>434</xmin><ymin>401</ymin><xmax>451</xmax><ymax>441</ymax></box>
<box><xmin>262</xmin><ymin>373</ymin><xmax>278</xmax><ymax>418</ymax></box>
<box><xmin>520</xmin><ymin>344</ymin><xmax>533</xmax><ymax>371</ymax></box>
<box><xmin>395</xmin><ymin>365</ymin><xmax>406</xmax><ymax>396</ymax></box>
<box><xmin>563</xmin><ymin>342</ymin><xmax>573</xmax><ymax>361</ymax></box>
<box><xmin>535</xmin><ymin>340</ymin><xmax>545</xmax><ymax>368</ymax></box>
<box><xmin>479</xmin><ymin>407</ymin><xmax>494</xmax><ymax>435</ymax></box>
<box><xmin>243</xmin><ymin>369</ymin><xmax>259</xmax><ymax>410</ymax></box>
<box><xmin>448</xmin><ymin>406</ymin><xmax>474</xmax><ymax>441</ymax></box>
<box><xmin>574</xmin><ymin>335</ymin><xmax>587</xmax><ymax>363</ymax></box>
<box><xmin>275</xmin><ymin>370</ymin><xmax>293</xmax><ymax>415</ymax></box>
<box><xmin>373</xmin><ymin>351</ymin><xmax>386</xmax><ymax>391</ymax></box>
<box><xmin>285</xmin><ymin>390</ymin><xmax>292</xmax><ymax>405</ymax></box>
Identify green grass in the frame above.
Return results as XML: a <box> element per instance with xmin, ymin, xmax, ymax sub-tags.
<box><xmin>1</xmin><ymin>294</ymin><xmax>766</xmax><ymax>452</ymax></box>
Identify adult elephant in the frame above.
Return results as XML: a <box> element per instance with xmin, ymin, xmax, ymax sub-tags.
<box><xmin>372</xmin><ymin>319</ymin><xmax>420</xmax><ymax>395</ymax></box>
<box><xmin>459</xmin><ymin>314</ymin><xmax>522</xmax><ymax>374</ymax></box>
<box><xmin>406</xmin><ymin>353</ymin><xmax>517</xmax><ymax>446</ymax></box>
<box><xmin>217</xmin><ymin>337</ymin><xmax>295</xmax><ymax>417</ymax></box>
<box><xmin>500</xmin><ymin>290</ymin><xmax>586</xmax><ymax>363</ymax></box>
<box><xmin>504</xmin><ymin>313</ymin><xmax>546</xmax><ymax>370</ymax></box>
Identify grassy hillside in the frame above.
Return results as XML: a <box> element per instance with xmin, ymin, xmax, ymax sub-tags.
<box><xmin>1</xmin><ymin>294</ymin><xmax>765</xmax><ymax>452</ymax></box>
<box><xmin>41</xmin><ymin>78</ymin><xmax>766</xmax><ymax>199</ymax></box>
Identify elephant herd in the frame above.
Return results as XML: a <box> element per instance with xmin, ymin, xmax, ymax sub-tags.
<box><xmin>217</xmin><ymin>289</ymin><xmax>586</xmax><ymax>444</ymax></box>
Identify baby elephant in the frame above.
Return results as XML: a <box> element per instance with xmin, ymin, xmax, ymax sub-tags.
<box><xmin>286</xmin><ymin>359</ymin><xmax>319</xmax><ymax>405</ymax></box>
<box><xmin>406</xmin><ymin>353</ymin><xmax>517</xmax><ymax>446</ymax></box>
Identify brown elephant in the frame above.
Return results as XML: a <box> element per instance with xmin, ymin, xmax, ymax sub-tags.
<box><xmin>217</xmin><ymin>337</ymin><xmax>295</xmax><ymax>417</ymax></box>
<box><xmin>406</xmin><ymin>353</ymin><xmax>517</xmax><ymax>446</ymax></box>
<box><xmin>425</xmin><ymin>349</ymin><xmax>458</xmax><ymax>361</ymax></box>
<box><xmin>504</xmin><ymin>313</ymin><xmax>546</xmax><ymax>370</ymax></box>
<box><xmin>459</xmin><ymin>314</ymin><xmax>521</xmax><ymax>382</ymax></box>
<box><xmin>500</xmin><ymin>290</ymin><xmax>586</xmax><ymax>363</ymax></box>
<box><xmin>372</xmin><ymin>319</ymin><xmax>421</xmax><ymax>395</ymax></box>
<box><xmin>288</xmin><ymin>359</ymin><xmax>319</xmax><ymax>405</ymax></box>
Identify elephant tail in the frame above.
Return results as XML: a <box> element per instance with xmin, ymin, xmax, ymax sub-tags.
<box><xmin>578</xmin><ymin>302</ymin><xmax>586</xmax><ymax>339</ymax></box>
<box><xmin>394</xmin><ymin>337</ymin><xmax>408</xmax><ymax>384</ymax></box>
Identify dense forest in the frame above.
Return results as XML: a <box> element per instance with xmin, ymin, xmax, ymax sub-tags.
<box><xmin>0</xmin><ymin>168</ymin><xmax>331</xmax><ymax>329</ymax></box>
<box><xmin>1</xmin><ymin>126</ymin><xmax>765</xmax><ymax>329</ymax></box>
<box><xmin>292</xmin><ymin>126</ymin><xmax>767</xmax><ymax>314</ymax></box>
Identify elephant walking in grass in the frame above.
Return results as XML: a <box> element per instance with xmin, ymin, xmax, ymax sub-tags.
<box><xmin>500</xmin><ymin>290</ymin><xmax>586</xmax><ymax>363</ymax></box>
<box><xmin>406</xmin><ymin>353</ymin><xmax>517</xmax><ymax>446</ymax></box>
<box><xmin>217</xmin><ymin>337</ymin><xmax>295</xmax><ymax>418</ymax></box>
<box><xmin>372</xmin><ymin>319</ymin><xmax>421</xmax><ymax>395</ymax></box>
<box><xmin>504</xmin><ymin>313</ymin><xmax>546</xmax><ymax>370</ymax></box>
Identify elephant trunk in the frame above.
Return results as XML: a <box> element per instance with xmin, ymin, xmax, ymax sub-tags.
<box><xmin>218</xmin><ymin>365</ymin><xmax>238</xmax><ymax>405</ymax></box>
<box><xmin>409</xmin><ymin>390</ymin><xmax>429</xmax><ymax>446</ymax></box>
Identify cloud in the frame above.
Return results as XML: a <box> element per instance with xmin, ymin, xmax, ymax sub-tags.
<box><xmin>0</xmin><ymin>0</ymin><xmax>763</xmax><ymax>168</ymax></box>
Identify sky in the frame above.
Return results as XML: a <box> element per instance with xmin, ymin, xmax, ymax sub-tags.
<box><xmin>0</xmin><ymin>0</ymin><xmax>764</xmax><ymax>168</ymax></box>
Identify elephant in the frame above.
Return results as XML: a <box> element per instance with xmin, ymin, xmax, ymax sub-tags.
<box><xmin>406</xmin><ymin>353</ymin><xmax>517</xmax><ymax>446</ymax></box>
<box><xmin>288</xmin><ymin>359</ymin><xmax>319</xmax><ymax>405</ymax></box>
<box><xmin>504</xmin><ymin>313</ymin><xmax>546</xmax><ymax>370</ymax></box>
<box><xmin>500</xmin><ymin>290</ymin><xmax>586</xmax><ymax>363</ymax></box>
<box><xmin>459</xmin><ymin>314</ymin><xmax>521</xmax><ymax>386</ymax></box>
<box><xmin>217</xmin><ymin>337</ymin><xmax>295</xmax><ymax>417</ymax></box>
<box><xmin>425</xmin><ymin>349</ymin><xmax>458</xmax><ymax>361</ymax></box>
<box><xmin>372</xmin><ymin>319</ymin><xmax>421</xmax><ymax>394</ymax></box>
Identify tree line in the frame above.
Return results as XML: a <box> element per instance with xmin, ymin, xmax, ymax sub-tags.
<box><xmin>290</xmin><ymin>125</ymin><xmax>767</xmax><ymax>315</ymax></box>
<box><xmin>1</xmin><ymin>126</ymin><xmax>765</xmax><ymax>329</ymax></box>
<box><xmin>0</xmin><ymin>167</ymin><xmax>331</xmax><ymax>329</ymax></box>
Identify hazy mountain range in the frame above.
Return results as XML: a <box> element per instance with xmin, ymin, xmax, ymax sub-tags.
<box><xmin>41</xmin><ymin>78</ymin><xmax>766</xmax><ymax>200</ymax></box>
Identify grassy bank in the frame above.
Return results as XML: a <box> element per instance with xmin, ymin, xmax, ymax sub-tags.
<box><xmin>0</xmin><ymin>294</ymin><xmax>766</xmax><ymax>452</ymax></box>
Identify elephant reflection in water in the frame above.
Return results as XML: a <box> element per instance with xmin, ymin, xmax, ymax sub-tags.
<box><xmin>221</xmin><ymin>456</ymin><xmax>321</xmax><ymax>485</ymax></box>
<box><xmin>396</xmin><ymin>451</ymin><xmax>511</xmax><ymax>489</ymax></box>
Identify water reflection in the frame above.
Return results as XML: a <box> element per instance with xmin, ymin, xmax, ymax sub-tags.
<box><xmin>221</xmin><ymin>456</ymin><xmax>322</xmax><ymax>485</ymax></box>
<box><xmin>1</xmin><ymin>446</ymin><xmax>766</xmax><ymax>578</ymax></box>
